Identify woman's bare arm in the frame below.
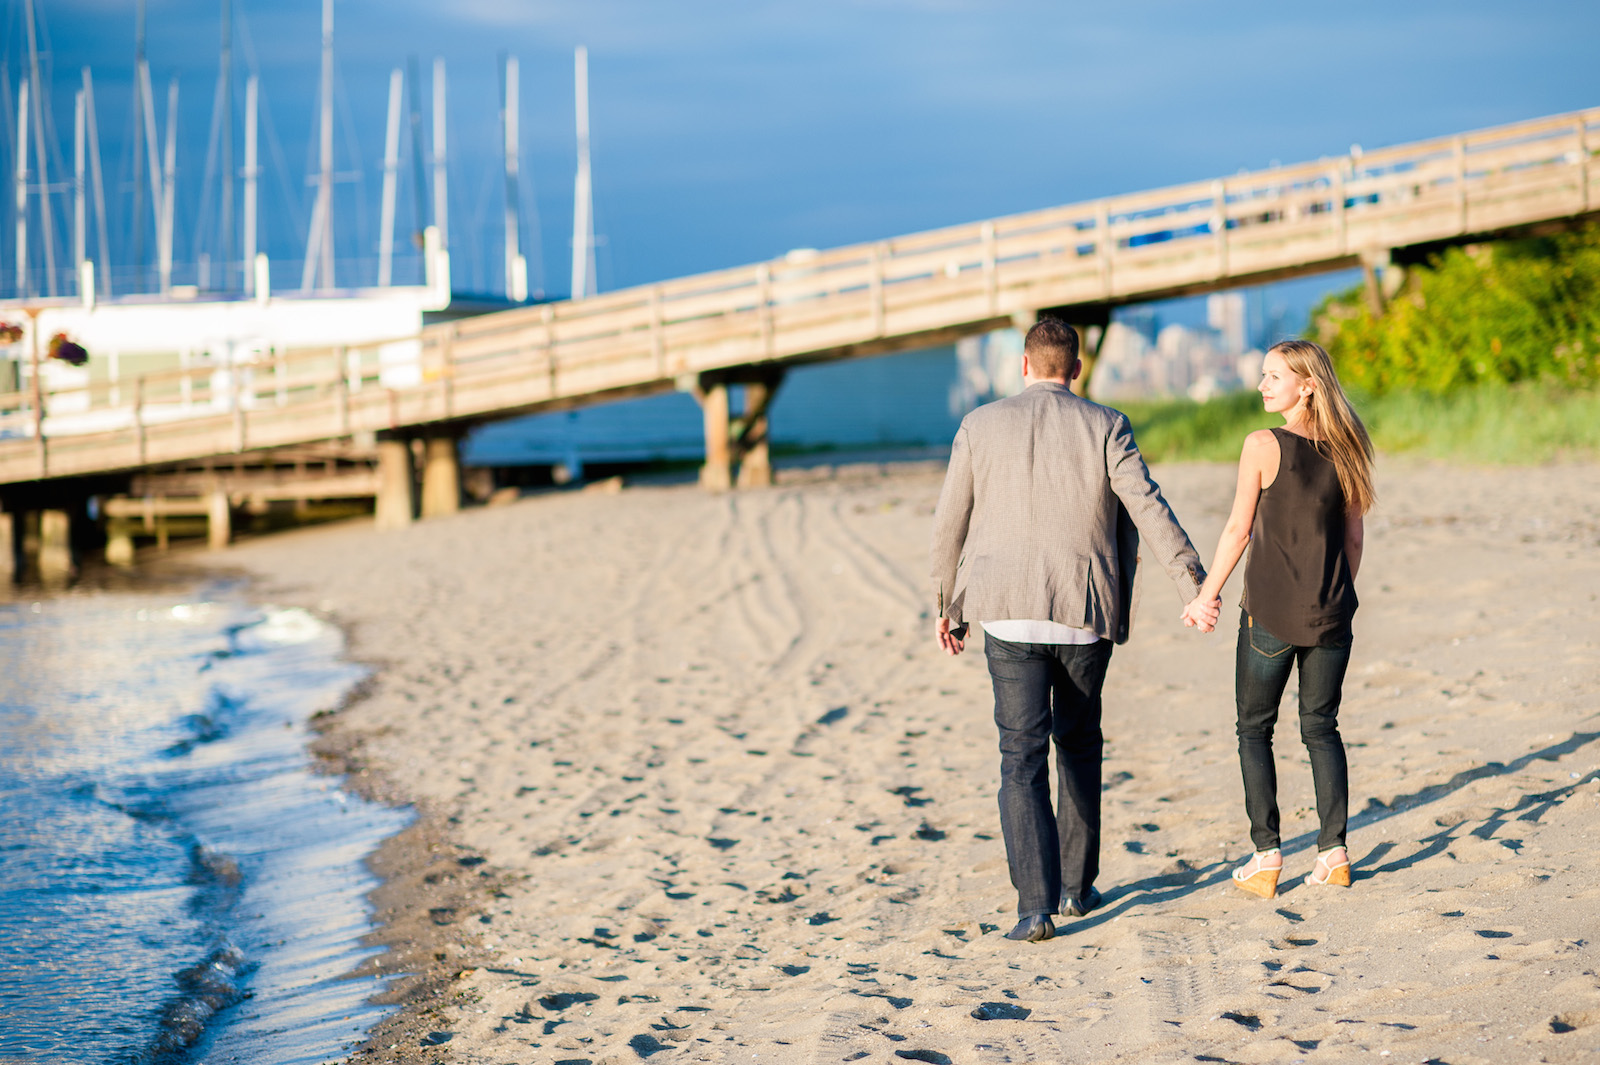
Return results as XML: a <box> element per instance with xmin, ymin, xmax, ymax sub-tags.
<box><xmin>1181</xmin><ymin>430</ymin><xmax>1276</xmax><ymax>628</ymax></box>
<box><xmin>1344</xmin><ymin>513</ymin><xmax>1364</xmax><ymax>581</ymax></box>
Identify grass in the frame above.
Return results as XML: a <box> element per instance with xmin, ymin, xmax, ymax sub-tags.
<box><xmin>1115</xmin><ymin>383</ymin><xmax>1600</xmax><ymax>465</ymax></box>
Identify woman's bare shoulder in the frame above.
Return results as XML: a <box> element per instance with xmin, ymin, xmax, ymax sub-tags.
<box><xmin>1241</xmin><ymin>428</ymin><xmax>1280</xmax><ymax>454</ymax></box>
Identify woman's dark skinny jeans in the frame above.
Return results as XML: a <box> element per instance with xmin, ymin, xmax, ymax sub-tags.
<box><xmin>1235</xmin><ymin>610</ymin><xmax>1351</xmax><ymax>854</ymax></box>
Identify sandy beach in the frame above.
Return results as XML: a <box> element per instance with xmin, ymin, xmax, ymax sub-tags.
<box><xmin>212</xmin><ymin>456</ymin><xmax>1600</xmax><ymax>1065</ymax></box>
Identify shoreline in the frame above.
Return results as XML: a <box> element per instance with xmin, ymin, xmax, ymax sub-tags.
<box><xmin>0</xmin><ymin>580</ymin><xmax>412</xmax><ymax>1065</ymax></box>
<box><xmin>201</xmin><ymin>456</ymin><xmax>1600</xmax><ymax>1064</ymax></box>
<box><xmin>107</xmin><ymin>556</ymin><xmax>490</xmax><ymax>1064</ymax></box>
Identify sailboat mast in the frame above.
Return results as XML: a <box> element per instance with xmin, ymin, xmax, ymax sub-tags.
<box><xmin>431</xmin><ymin>57</ymin><xmax>447</xmax><ymax>249</ymax></box>
<box><xmin>23</xmin><ymin>0</ymin><xmax>57</xmax><ymax>295</ymax></box>
<box><xmin>83</xmin><ymin>68</ymin><xmax>111</xmax><ymax>297</ymax></box>
<box><xmin>242</xmin><ymin>74</ymin><xmax>257</xmax><ymax>293</ymax></box>
<box><xmin>131</xmin><ymin>0</ymin><xmax>146</xmax><ymax>286</ymax></box>
<box><xmin>74</xmin><ymin>89</ymin><xmax>85</xmax><ymax>275</ymax></box>
<box><xmin>378</xmin><ymin>67</ymin><xmax>401</xmax><ymax>287</ymax></box>
<box><xmin>570</xmin><ymin>45</ymin><xmax>595</xmax><ymax>300</ymax></box>
<box><xmin>318</xmin><ymin>0</ymin><xmax>333</xmax><ymax>289</ymax></box>
<box><xmin>303</xmin><ymin>0</ymin><xmax>335</xmax><ymax>291</ymax></box>
<box><xmin>13</xmin><ymin>81</ymin><xmax>27</xmax><ymax>296</ymax></box>
<box><xmin>139</xmin><ymin>60</ymin><xmax>162</xmax><ymax>287</ymax></box>
<box><xmin>158</xmin><ymin>77</ymin><xmax>177</xmax><ymax>294</ymax></box>
<box><xmin>501</xmin><ymin>54</ymin><xmax>524</xmax><ymax>301</ymax></box>
<box><xmin>218</xmin><ymin>0</ymin><xmax>234</xmax><ymax>279</ymax></box>
<box><xmin>406</xmin><ymin>56</ymin><xmax>427</xmax><ymax>249</ymax></box>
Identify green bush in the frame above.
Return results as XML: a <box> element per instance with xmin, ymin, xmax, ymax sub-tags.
<box><xmin>1314</xmin><ymin>223</ymin><xmax>1600</xmax><ymax>394</ymax></box>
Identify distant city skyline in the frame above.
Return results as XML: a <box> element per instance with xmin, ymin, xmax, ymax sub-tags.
<box><xmin>13</xmin><ymin>0</ymin><xmax>1599</xmax><ymax>312</ymax></box>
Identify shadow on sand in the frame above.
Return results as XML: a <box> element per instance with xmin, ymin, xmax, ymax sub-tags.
<box><xmin>1078</xmin><ymin>730</ymin><xmax>1600</xmax><ymax>923</ymax></box>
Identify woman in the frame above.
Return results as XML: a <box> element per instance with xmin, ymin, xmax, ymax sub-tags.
<box><xmin>1181</xmin><ymin>339</ymin><xmax>1375</xmax><ymax>899</ymax></box>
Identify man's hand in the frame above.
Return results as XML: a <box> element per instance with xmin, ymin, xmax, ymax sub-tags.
<box><xmin>1180</xmin><ymin>595</ymin><xmax>1221</xmax><ymax>634</ymax></box>
<box><xmin>936</xmin><ymin>616</ymin><xmax>966</xmax><ymax>656</ymax></box>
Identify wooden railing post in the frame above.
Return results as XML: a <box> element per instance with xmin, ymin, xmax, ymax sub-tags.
<box><xmin>232</xmin><ymin>358</ymin><xmax>247</xmax><ymax>453</ymax></box>
<box><xmin>1212</xmin><ymin>179</ymin><xmax>1229</xmax><ymax>279</ymax></box>
<box><xmin>133</xmin><ymin>375</ymin><xmax>147</xmax><ymax>464</ymax></box>
<box><xmin>336</xmin><ymin>360</ymin><xmax>351</xmax><ymax>437</ymax></box>
<box><xmin>650</xmin><ymin>283</ymin><xmax>666</xmax><ymax>378</ymax></box>
<box><xmin>870</xmin><ymin>243</ymin><xmax>886</xmax><ymax>336</ymax></box>
<box><xmin>756</xmin><ymin>262</ymin><xmax>774</xmax><ymax>358</ymax></box>
<box><xmin>1095</xmin><ymin>201</ymin><xmax>1113</xmax><ymax>297</ymax></box>
<box><xmin>542</xmin><ymin>304</ymin><xmax>557</xmax><ymax>398</ymax></box>
<box><xmin>1453</xmin><ymin>135</ymin><xmax>1468</xmax><ymax>232</ymax></box>
<box><xmin>1579</xmin><ymin>116</ymin><xmax>1592</xmax><ymax>213</ymax></box>
<box><xmin>26</xmin><ymin>310</ymin><xmax>44</xmax><ymax>475</ymax></box>
<box><xmin>982</xmin><ymin>221</ymin><xmax>998</xmax><ymax>314</ymax></box>
<box><xmin>441</xmin><ymin>327</ymin><xmax>457</xmax><ymax>418</ymax></box>
<box><xmin>1333</xmin><ymin>165</ymin><xmax>1348</xmax><ymax>255</ymax></box>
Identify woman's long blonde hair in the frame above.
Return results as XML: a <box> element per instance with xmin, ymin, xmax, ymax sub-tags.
<box><xmin>1270</xmin><ymin>339</ymin><xmax>1375</xmax><ymax>516</ymax></box>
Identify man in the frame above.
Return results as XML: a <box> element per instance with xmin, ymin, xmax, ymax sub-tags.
<box><xmin>930</xmin><ymin>318</ymin><xmax>1217</xmax><ymax>943</ymax></box>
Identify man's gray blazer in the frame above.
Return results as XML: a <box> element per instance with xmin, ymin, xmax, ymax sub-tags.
<box><xmin>930</xmin><ymin>381</ymin><xmax>1204</xmax><ymax>645</ymax></box>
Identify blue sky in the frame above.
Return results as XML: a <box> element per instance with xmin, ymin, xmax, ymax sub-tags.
<box><xmin>16</xmin><ymin>0</ymin><xmax>1600</xmax><ymax>308</ymax></box>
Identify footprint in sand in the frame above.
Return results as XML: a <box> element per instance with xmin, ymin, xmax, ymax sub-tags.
<box><xmin>970</xmin><ymin>1002</ymin><xmax>1032</xmax><ymax>1020</ymax></box>
<box><xmin>628</xmin><ymin>1033</ymin><xmax>671</xmax><ymax>1057</ymax></box>
<box><xmin>1549</xmin><ymin>1010</ymin><xmax>1600</xmax><ymax>1033</ymax></box>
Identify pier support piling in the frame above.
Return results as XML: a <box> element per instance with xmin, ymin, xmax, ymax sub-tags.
<box><xmin>0</xmin><ymin>511</ymin><xmax>13</xmax><ymax>583</ymax></box>
<box><xmin>38</xmin><ymin>509</ymin><xmax>72</xmax><ymax>583</ymax></box>
<box><xmin>105</xmin><ymin>518</ymin><xmax>135</xmax><ymax>567</ymax></box>
<box><xmin>420</xmin><ymin>433</ymin><xmax>462</xmax><ymax>517</ymax></box>
<box><xmin>735</xmin><ymin>370</ymin><xmax>784</xmax><ymax>489</ymax></box>
<box><xmin>207</xmin><ymin>490</ymin><xmax>231</xmax><ymax>550</ymax></box>
<box><xmin>375</xmin><ymin>437</ymin><xmax>416</xmax><ymax>530</ymax></box>
<box><xmin>1069</xmin><ymin>322</ymin><xmax>1107</xmax><ymax>400</ymax></box>
<box><xmin>1361</xmin><ymin>248</ymin><xmax>1392</xmax><ymax>315</ymax></box>
<box><xmin>698</xmin><ymin>379</ymin><xmax>732</xmax><ymax>492</ymax></box>
<box><xmin>695</xmin><ymin>369</ymin><xmax>785</xmax><ymax>492</ymax></box>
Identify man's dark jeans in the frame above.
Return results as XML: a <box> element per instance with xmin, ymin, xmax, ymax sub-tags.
<box><xmin>984</xmin><ymin>634</ymin><xmax>1114</xmax><ymax>918</ymax></box>
<box><xmin>1235</xmin><ymin>611</ymin><xmax>1352</xmax><ymax>853</ymax></box>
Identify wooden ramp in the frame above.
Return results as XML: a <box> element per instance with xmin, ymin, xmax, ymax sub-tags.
<box><xmin>2</xmin><ymin>105</ymin><xmax>1596</xmax><ymax>488</ymax></box>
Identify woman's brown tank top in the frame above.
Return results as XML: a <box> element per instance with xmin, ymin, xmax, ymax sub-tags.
<box><xmin>1241</xmin><ymin>427</ymin><xmax>1357</xmax><ymax>646</ymax></box>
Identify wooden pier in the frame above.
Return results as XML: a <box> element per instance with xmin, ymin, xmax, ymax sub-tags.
<box><xmin>0</xmin><ymin>105</ymin><xmax>1595</xmax><ymax>566</ymax></box>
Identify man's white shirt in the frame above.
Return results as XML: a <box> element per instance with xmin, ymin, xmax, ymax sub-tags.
<box><xmin>980</xmin><ymin>620</ymin><xmax>1100</xmax><ymax>645</ymax></box>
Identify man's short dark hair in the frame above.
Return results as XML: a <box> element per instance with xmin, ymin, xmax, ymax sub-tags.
<box><xmin>1024</xmin><ymin>318</ymin><xmax>1079</xmax><ymax>379</ymax></box>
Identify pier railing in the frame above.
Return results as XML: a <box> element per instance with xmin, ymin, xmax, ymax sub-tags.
<box><xmin>1</xmin><ymin>105</ymin><xmax>1595</xmax><ymax>484</ymax></box>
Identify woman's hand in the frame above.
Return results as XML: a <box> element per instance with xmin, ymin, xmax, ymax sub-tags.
<box><xmin>1181</xmin><ymin>595</ymin><xmax>1222</xmax><ymax>633</ymax></box>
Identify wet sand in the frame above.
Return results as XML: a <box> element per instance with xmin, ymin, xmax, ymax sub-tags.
<box><xmin>216</xmin><ymin>457</ymin><xmax>1600</xmax><ymax>1064</ymax></box>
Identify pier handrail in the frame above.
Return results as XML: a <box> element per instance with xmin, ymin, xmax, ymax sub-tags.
<box><xmin>1</xmin><ymin>104</ymin><xmax>1595</xmax><ymax>483</ymax></box>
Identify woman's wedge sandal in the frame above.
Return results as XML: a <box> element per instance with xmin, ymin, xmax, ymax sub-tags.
<box><xmin>1231</xmin><ymin>849</ymin><xmax>1282</xmax><ymax>899</ymax></box>
<box><xmin>1305</xmin><ymin>847</ymin><xmax>1351</xmax><ymax>887</ymax></box>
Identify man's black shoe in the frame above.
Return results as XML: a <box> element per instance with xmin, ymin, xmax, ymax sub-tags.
<box><xmin>1003</xmin><ymin>915</ymin><xmax>1055</xmax><ymax>942</ymax></box>
<box><xmin>1061</xmin><ymin>886</ymin><xmax>1103</xmax><ymax>918</ymax></box>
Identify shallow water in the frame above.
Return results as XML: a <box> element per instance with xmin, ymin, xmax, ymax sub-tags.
<box><xmin>0</xmin><ymin>584</ymin><xmax>409</xmax><ymax>1064</ymax></box>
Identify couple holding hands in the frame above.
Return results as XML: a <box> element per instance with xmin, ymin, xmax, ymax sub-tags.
<box><xmin>931</xmin><ymin>320</ymin><xmax>1374</xmax><ymax>942</ymax></box>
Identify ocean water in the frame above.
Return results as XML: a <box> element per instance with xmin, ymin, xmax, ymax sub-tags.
<box><xmin>462</xmin><ymin>344</ymin><xmax>977</xmax><ymax>467</ymax></box>
<box><xmin>0</xmin><ymin>585</ymin><xmax>410</xmax><ymax>1065</ymax></box>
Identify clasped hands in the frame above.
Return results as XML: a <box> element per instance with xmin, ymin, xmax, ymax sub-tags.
<box><xmin>1181</xmin><ymin>594</ymin><xmax>1222</xmax><ymax>634</ymax></box>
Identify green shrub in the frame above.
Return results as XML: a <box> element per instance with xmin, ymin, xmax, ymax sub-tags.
<box><xmin>1314</xmin><ymin>223</ymin><xmax>1600</xmax><ymax>394</ymax></box>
